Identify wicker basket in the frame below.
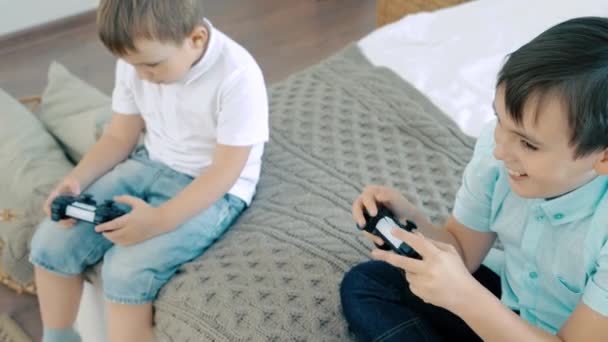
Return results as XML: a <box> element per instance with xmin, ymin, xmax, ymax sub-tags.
<box><xmin>0</xmin><ymin>239</ymin><xmax>36</xmax><ymax>296</ymax></box>
<box><xmin>377</xmin><ymin>0</ymin><xmax>471</xmax><ymax>27</ymax></box>
<box><xmin>18</xmin><ymin>96</ymin><xmax>42</xmax><ymax>112</ymax></box>
<box><xmin>0</xmin><ymin>96</ymin><xmax>42</xmax><ymax>296</ymax></box>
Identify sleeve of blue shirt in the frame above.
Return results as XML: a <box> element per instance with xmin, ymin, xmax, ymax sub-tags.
<box><xmin>583</xmin><ymin>240</ymin><xmax>608</xmax><ymax>316</ymax></box>
<box><xmin>452</xmin><ymin>120</ymin><xmax>501</xmax><ymax>233</ymax></box>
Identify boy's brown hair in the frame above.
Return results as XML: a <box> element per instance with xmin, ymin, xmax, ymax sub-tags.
<box><xmin>97</xmin><ymin>0</ymin><xmax>205</xmax><ymax>56</ymax></box>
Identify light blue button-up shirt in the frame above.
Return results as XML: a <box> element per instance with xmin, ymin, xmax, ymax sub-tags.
<box><xmin>453</xmin><ymin>120</ymin><xmax>608</xmax><ymax>334</ymax></box>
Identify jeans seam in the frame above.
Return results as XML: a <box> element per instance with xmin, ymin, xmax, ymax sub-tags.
<box><xmin>416</xmin><ymin>319</ymin><xmax>434</xmax><ymax>342</ymax></box>
<box><xmin>373</xmin><ymin>317</ymin><xmax>423</xmax><ymax>342</ymax></box>
<box><xmin>142</xmin><ymin>168</ymin><xmax>165</xmax><ymax>199</ymax></box>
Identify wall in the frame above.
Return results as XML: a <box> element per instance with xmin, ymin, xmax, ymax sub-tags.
<box><xmin>0</xmin><ymin>0</ymin><xmax>98</xmax><ymax>36</ymax></box>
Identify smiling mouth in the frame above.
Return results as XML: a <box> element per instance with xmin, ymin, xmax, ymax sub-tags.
<box><xmin>507</xmin><ymin>168</ymin><xmax>528</xmax><ymax>178</ymax></box>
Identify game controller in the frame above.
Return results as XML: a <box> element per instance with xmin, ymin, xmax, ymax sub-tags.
<box><xmin>50</xmin><ymin>194</ymin><xmax>126</xmax><ymax>225</ymax></box>
<box><xmin>358</xmin><ymin>204</ymin><xmax>421</xmax><ymax>259</ymax></box>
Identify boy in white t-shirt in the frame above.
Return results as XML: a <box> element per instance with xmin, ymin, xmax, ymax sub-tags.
<box><xmin>29</xmin><ymin>1</ymin><xmax>269</xmax><ymax>341</ymax></box>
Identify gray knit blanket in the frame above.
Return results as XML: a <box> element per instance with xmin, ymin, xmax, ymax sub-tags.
<box><xmin>103</xmin><ymin>45</ymin><xmax>474</xmax><ymax>341</ymax></box>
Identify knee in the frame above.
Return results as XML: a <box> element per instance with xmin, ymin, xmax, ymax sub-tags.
<box><xmin>30</xmin><ymin>219</ymin><xmax>72</xmax><ymax>266</ymax></box>
<box><xmin>340</xmin><ymin>263</ymin><xmax>367</xmax><ymax>303</ymax></box>
<box><xmin>341</xmin><ymin>261</ymin><xmax>385</xmax><ymax>296</ymax></box>
<box><xmin>340</xmin><ymin>261</ymin><xmax>383</xmax><ymax>319</ymax></box>
<box><xmin>102</xmin><ymin>250</ymin><xmax>160</xmax><ymax>303</ymax></box>
<box><xmin>29</xmin><ymin>218</ymin><xmax>98</xmax><ymax>275</ymax></box>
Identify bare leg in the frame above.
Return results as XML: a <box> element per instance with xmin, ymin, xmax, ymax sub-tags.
<box><xmin>35</xmin><ymin>266</ymin><xmax>83</xmax><ymax>328</ymax></box>
<box><xmin>106</xmin><ymin>301</ymin><xmax>154</xmax><ymax>342</ymax></box>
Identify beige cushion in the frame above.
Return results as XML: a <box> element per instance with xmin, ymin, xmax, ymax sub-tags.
<box><xmin>38</xmin><ymin>62</ymin><xmax>112</xmax><ymax>162</ymax></box>
<box><xmin>0</xmin><ymin>89</ymin><xmax>74</xmax><ymax>285</ymax></box>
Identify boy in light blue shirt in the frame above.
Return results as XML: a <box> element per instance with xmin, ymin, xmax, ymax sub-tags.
<box><xmin>341</xmin><ymin>17</ymin><xmax>608</xmax><ymax>341</ymax></box>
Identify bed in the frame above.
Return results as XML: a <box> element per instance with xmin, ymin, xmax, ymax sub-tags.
<box><xmin>365</xmin><ymin>0</ymin><xmax>606</xmax><ymax>137</ymax></box>
<box><xmin>1</xmin><ymin>0</ymin><xmax>606</xmax><ymax>341</ymax></box>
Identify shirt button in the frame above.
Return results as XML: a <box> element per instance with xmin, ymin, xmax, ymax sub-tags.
<box><xmin>529</xmin><ymin>271</ymin><xmax>538</xmax><ymax>279</ymax></box>
<box><xmin>553</xmin><ymin>213</ymin><xmax>564</xmax><ymax>220</ymax></box>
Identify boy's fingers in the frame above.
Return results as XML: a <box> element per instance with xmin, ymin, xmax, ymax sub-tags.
<box><xmin>43</xmin><ymin>190</ymin><xmax>59</xmax><ymax>214</ymax></box>
<box><xmin>59</xmin><ymin>219</ymin><xmax>76</xmax><ymax>228</ymax></box>
<box><xmin>371</xmin><ymin>248</ymin><xmax>425</xmax><ymax>274</ymax></box>
<box><xmin>352</xmin><ymin>198</ymin><xmax>366</xmax><ymax>227</ymax></box>
<box><xmin>95</xmin><ymin>215</ymin><xmax>129</xmax><ymax>233</ymax></box>
<box><xmin>103</xmin><ymin>229</ymin><xmax>122</xmax><ymax>242</ymax></box>
<box><xmin>362</xmin><ymin>231</ymin><xmax>384</xmax><ymax>246</ymax></box>
<box><xmin>390</xmin><ymin>228</ymin><xmax>439</xmax><ymax>259</ymax></box>
<box><xmin>373</xmin><ymin>191</ymin><xmax>389</xmax><ymax>204</ymax></box>
<box><xmin>114</xmin><ymin>195</ymin><xmax>145</xmax><ymax>208</ymax></box>
<box><xmin>361</xmin><ymin>196</ymin><xmax>378</xmax><ymax>217</ymax></box>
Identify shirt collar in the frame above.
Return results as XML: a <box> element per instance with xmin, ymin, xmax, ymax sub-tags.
<box><xmin>539</xmin><ymin>176</ymin><xmax>608</xmax><ymax>226</ymax></box>
<box><xmin>181</xmin><ymin>18</ymin><xmax>221</xmax><ymax>85</ymax></box>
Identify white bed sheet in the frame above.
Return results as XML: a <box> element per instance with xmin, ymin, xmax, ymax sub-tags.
<box><xmin>359</xmin><ymin>0</ymin><xmax>608</xmax><ymax>137</ymax></box>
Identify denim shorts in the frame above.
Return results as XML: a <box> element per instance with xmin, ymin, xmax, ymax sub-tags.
<box><xmin>29</xmin><ymin>147</ymin><xmax>246</xmax><ymax>304</ymax></box>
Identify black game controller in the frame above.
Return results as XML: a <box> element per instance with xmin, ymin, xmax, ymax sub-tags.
<box><xmin>50</xmin><ymin>194</ymin><xmax>126</xmax><ymax>225</ymax></box>
<box><xmin>358</xmin><ymin>204</ymin><xmax>421</xmax><ymax>259</ymax></box>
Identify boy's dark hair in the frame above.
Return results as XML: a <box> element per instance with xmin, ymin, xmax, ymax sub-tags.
<box><xmin>97</xmin><ymin>0</ymin><xmax>205</xmax><ymax>56</ymax></box>
<box><xmin>497</xmin><ymin>17</ymin><xmax>608</xmax><ymax>158</ymax></box>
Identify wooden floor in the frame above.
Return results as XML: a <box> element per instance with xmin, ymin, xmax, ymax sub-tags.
<box><xmin>1</xmin><ymin>0</ymin><xmax>376</xmax><ymax>98</ymax></box>
<box><xmin>0</xmin><ymin>0</ymin><xmax>376</xmax><ymax>340</ymax></box>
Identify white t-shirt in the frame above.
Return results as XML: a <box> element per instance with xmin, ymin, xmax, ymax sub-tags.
<box><xmin>111</xmin><ymin>20</ymin><xmax>269</xmax><ymax>205</ymax></box>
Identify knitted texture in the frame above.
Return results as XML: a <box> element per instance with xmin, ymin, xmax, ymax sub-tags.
<box><xmin>143</xmin><ymin>46</ymin><xmax>476</xmax><ymax>341</ymax></box>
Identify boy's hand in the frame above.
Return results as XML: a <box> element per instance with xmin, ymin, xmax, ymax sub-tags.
<box><xmin>352</xmin><ymin>185</ymin><xmax>427</xmax><ymax>245</ymax></box>
<box><xmin>43</xmin><ymin>176</ymin><xmax>82</xmax><ymax>228</ymax></box>
<box><xmin>95</xmin><ymin>195</ymin><xmax>167</xmax><ymax>246</ymax></box>
<box><xmin>371</xmin><ymin>229</ymin><xmax>476</xmax><ymax>313</ymax></box>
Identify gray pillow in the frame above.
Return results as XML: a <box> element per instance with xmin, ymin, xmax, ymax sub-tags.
<box><xmin>38</xmin><ymin>62</ymin><xmax>112</xmax><ymax>162</ymax></box>
<box><xmin>0</xmin><ymin>88</ymin><xmax>74</xmax><ymax>286</ymax></box>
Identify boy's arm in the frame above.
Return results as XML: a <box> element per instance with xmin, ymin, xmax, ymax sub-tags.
<box><xmin>450</xmin><ymin>217</ymin><xmax>608</xmax><ymax>342</ymax></box>
<box><xmin>379</xmin><ymin>220</ymin><xmax>608</xmax><ymax>342</ymax></box>
<box><xmin>153</xmin><ymin>59</ymin><xmax>267</xmax><ymax>231</ymax></box>
<box><xmin>156</xmin><ymin>144</ymin><xmax>252</xmax><ymax>231</ymax></box>
<box><xmin>68</xmin><ymin>113</ymin><xmax>144</xmax><ymax>188</ymax></box>
<box><xmin>413</xmin><ymin>215</ymin><xmax>497</xmax><ymax>273</ymax></box>
<box><xmin>455</xmin><ymin>286</ymin><xmax>608</xmax><ymax>341</ymax></box>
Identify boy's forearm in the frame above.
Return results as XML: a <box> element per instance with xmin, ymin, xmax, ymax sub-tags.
<box><xmin>414</xmin><ymin>218</ymin><xmax>465</xmax><ymax>261</ymax></box>
<box><xmin>455</xmin><ymin>280</ymin><xmax>562</xmax><ymax>342</ymax></box>
<box><xmin>69</xmin><ymin>135</ymin><xmax>135</xmax><ymax>188</ymax></box>
<box><xmin>157</xmin><ymin>165</ymin><xmax>240</xmax><ymax>231</ymax></box>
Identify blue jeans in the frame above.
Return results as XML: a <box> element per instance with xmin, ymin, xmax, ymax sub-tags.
<box><xmin>30</xmin><ymin>147</ymin><xmax>246</xmax><ymax>304</ymax></box>
<box><xmin>340</xmin><ymin>260</ymin><xmax>501</xmax><ymax>342</ymax></box>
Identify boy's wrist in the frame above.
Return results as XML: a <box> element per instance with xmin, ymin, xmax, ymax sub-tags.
<box><xmin>67</xmin><ymin>168</ymin><xmax>93</xmax><ymax>190</ymax></box>
<box><xmin>450</xmin><ymin>274</ymin><xmax>490</xmax><ymax>316</ymax></box>
<box><xmin>155</xmin><ymin>205</ymin><xmax>177</xmax><ymax>232</ymax></box>
<box><xmin>62</xmin><ymin>174</ymin><xmax>85</xmax><ymax>192</ymax></box>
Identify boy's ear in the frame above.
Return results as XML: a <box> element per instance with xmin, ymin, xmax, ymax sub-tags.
<box><xmin>594</xmin><ymin>149</ymin><xmax>608</xmax><ymax>175</ymax></box>
<box><xmin>188</xmin><ymin>25</ymin><xmax>208</xmax><ymax>49</ymax></box>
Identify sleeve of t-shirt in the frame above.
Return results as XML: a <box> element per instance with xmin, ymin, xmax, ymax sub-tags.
<box><xmin>111</xmin><ymin>60</ymin><xmax>140</xmax><ymax>115</ymax></box>
<box><xmin>216</xmin><ymin>62</ymin><xmax>269</xmax><ymax>146</ymax></box>
<box><xmin>583</xmin><ymin>241</ymin><xmax>608</xmax><ymax>316</ymax></box>
<box><xmin>452</xmin><ymin>120</ymin><xmax>500</xmax><ymax>233</ymax></box>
